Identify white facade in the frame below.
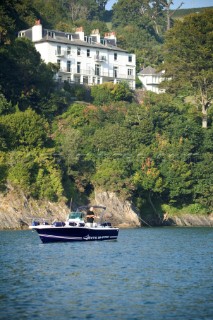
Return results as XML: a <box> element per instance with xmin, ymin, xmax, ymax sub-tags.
<box><xmin>137</xmin><ymin>66</ymin><xmax>165</xmax><ymax>94</ymax></box>
<box><xmin>18</xmin><ymin>21</ymin><xmax>136</xmax><ymax>89</ymax></box>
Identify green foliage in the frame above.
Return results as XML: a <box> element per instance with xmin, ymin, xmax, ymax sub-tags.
<box><xmin>0</xmin><ymin>152</ymin><xmax>8</xmax><ymax>191</ymax></box>
<box><xmin>112</xmin><ymin>82</ymin><xmax>133</xmax><ymax>102</ymax></box>
<box><xmin>91</xmin><ymin>83</ymin><xmax>114</xmax><ymax>105</ymax></box>
<box><xmin>32</xmin><ymin>0</ymin><xmax>67</xmax><ymax>28</ymax></box>
<box><xmin>0</xmin><ymin>0</ymin><xmax>37</xmax><ymax>44</ymax></box>
<box><xmin>0</xmin><ymin>0</ymin><xmax>212</xmax><ymax>217</ymax></box>
<box><xmin>0</xmin><ymin>109</ymin><xmax>49</xmax><ymax>150</ymax></box>
<box><xmin>7</xmin><ymin>148</ymin><xmax>64</xmax><ymax>201</ymax></box>
<box><xmin>92</xmin><ymin>158</ymin><xmax>131</xmax><ymax>195</ymax></box>
<box><xmin>192</xmin><ymin>152</ymin><xmax>213</xmax><ymax>211</ymax></box>
<box><xmin>91</xmin><ymin>82</ymin><xmax>133</xmax><ymax>105</ymax></box>
<box><xmin>63</xmin><ymin>82</ymin><xmax>90</xmax><ymax>102</ymax></box>
<box><xmin>75</xmin><ymin>20</ymin><xmax>109</xmax><ymax>36</ymax></box>
<box><xmin>0</xmin><ymin>38</ymin><xmax>56</xmax><ymax>113</ymax></box>
<box><xmin>0</xmin><ymin>93</ymin><xmax>14</xmax><ymax>115</ymax></box>
<box><xmin>163</xmin><ymin>9</ymin><xmax>213</xmax><ymax>127</ymax></box>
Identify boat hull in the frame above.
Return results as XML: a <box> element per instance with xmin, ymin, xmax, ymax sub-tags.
<box><xmin>33</xmin><ymin>226</ymin><xmax>119</xmax><ymax>243</ymax></box>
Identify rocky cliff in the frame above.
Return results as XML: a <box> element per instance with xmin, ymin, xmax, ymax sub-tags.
<box><xmin>163</xmin><ymin>213</ymin><xmax>213</xmax><ymax>227</ymax></box>
<box><xmin>0</xmin><ymin>185</ymin><xmax>69</xmax><ymax>229</ymax></box>
<box><xmin>0</xmin><ymin>186</ymin><xmax>212</xmax><ymax>229</ymax></box>
<box><xmin>94</xmin><ymin>190</ymin><xmax>141</xmax><ymax>228</ymax></box>
<box><xmin>0</xmin><ymin>187</ymin><xmax>140</xmax><ymax>230</ymax></box>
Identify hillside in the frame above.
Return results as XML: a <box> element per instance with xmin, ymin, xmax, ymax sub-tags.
<box><xmin>0</xmin><ymin>2</ymin><xmax>212</xmax><ymax>228</ymax></box>
<box><xmin>172</xmin><ymin>6</ymin><xmax>213</xmax><ymax>19</ymax></box>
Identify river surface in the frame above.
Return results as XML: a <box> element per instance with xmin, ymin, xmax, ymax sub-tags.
<box><xmin>0</xmin><ymin>227</ymin><xmax>212</xmax><ymax>320</ymax></box>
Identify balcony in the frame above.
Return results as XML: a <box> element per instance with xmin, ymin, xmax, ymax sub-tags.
<box><xmin>59</xmin><ymin>67</ymin><xmax>71</xmax><ymax>73</ymax></box>
<box><xmin>58</xmin><ymin>68</ymin><xmax>135</xmax><ymax>80</ymax></box>
<box><xmin>94</xmin><ymin>55</ymin><xmax>107</xmax><ymax>62</ymax></box>
<box><xmin>55</xmin><ymin>50</ymin><xmax>65</xmax><ymax>57</ymax></box>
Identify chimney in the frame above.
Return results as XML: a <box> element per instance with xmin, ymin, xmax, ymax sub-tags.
<box><xmin>104</xmin><ymin>31</ymin><xmax>117</xmax><ymax>45</ymax></box>
<box><xmin>32</xmin><ymin>20</ymin><xmax>42</xmax><ymax>42</ymax></box>
<box><xmin>75</xmin><ymin>26</ymin><xmax>84</xmax><ymax>41</ymax></box>
<box><xmin>91</xmin><ymin>29</ymin><xmax>100</xmax><ymax>43</ymax></box>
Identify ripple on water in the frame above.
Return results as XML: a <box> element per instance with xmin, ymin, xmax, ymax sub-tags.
<box><xmin>0</xmin><ymin>227</ymin><xmax>213</xmax><ymax>320</ymax></box>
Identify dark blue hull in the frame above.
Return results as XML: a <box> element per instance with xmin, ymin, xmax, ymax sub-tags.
<box><xmin>34</xmin><ymin>226</ymin><xmax>119</xmax><ymax>243</ymax></box>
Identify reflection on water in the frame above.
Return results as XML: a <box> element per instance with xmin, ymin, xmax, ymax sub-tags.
<box><xmin>0</xmin><ymin>227</ymin><xmax>213</xmax><ymax>319</ymax></box>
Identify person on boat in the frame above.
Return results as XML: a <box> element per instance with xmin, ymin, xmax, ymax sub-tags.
<box><xmin>86</xmin><ymin>207</ymin><xmax>95</xmax><ymax>227</ymax></box>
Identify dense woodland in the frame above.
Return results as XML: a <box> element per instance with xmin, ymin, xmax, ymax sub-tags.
<box><xmin>0</xmin><ymin>0</ymin><xmax>212</xmax><ymax>221</ymax></box>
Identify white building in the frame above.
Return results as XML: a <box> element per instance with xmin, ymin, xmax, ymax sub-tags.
<box><xmin>137</xmin><ymin>66</ymin><xmax>165</xmax><ymax>94</ymax></box>
<box><xmin>18</xmin><ymin>20</ymin><xmax>136</xmax><ymax>89</ymax></box>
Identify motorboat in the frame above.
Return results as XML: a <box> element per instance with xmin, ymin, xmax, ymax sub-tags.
<box><xmin>29</xmin><ymin>205</ymin><xmax>119</xmax><ymax>243</ymax></box>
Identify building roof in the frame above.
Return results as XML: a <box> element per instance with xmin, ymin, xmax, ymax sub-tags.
<box><xmin>36</xmin><ymin>35</ymin><xmax>126</xmax><ymax>52</ymax></box>
<box><xmin>138</xmin><ymin>66</ymin><xmax>163</xmax><ymax>76</ymax></box>
<box><xmin>20</xmin><ymin>26</ymin><xmax>127</xmax><ymax>52</ymax></box>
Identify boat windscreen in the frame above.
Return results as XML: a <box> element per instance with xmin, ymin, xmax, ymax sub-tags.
<box><xmin>68</xmin><ymin>212</ymin><xmax>83</xmax><ymax>219</ymax></box>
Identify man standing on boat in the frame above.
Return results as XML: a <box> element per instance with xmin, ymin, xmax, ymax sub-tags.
<box><xmin>86</xmin><ymin>207</ymin><xmax>95</xmax><ymax>227</ymax></box>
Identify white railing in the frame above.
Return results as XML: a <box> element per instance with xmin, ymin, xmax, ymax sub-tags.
<box><xmin>58</xmin><ymin>68</ymin><xmax>135</xmax><ymax>80</ymax></box>
<box><xmin>55</xmin><ymin>50</ymin><xmax>65</xmax><ymax>57</ymax></box>
<box><xmin>94</xmin><ymin>55</ymin><xmax>107</xmax><ymax>62</ymax></box>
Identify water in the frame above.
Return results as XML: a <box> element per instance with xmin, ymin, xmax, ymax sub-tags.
<box><xmin>0</xmin><ymin>227</ymin><xmax>212</xmax><ymax>320</ymax></box>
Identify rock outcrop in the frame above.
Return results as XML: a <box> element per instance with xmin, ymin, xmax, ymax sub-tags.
<box><xmin>0</xmin><ymin>186</ymin><xmax>212</xmax><ymax>230</ymax></box>
<box><xmin>94</xmin><ymin>190</ymin><xmax>141</xmax><ymax>228</ymax></box>
<box><xmin>163</xmin><ymin>213</ymin><xmax>213</xmax><ymax>227</ymax></box>
<box><xmin>0</xmin><ymin>185</ymin><xmax>69</xmax><ymax>230</ymax></box>
<box><xmin>0</xmin><ymin>187</ymin><xmax>141</xmax><ymax>230</ymax></box>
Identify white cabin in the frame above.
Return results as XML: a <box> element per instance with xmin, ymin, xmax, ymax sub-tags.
<box><xmin>137</xmin><ymin>66</ymin><xmax>165</xmax><ymax>94</ymax></box>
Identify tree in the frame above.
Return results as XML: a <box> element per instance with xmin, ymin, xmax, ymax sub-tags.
<box><xmin>0</xmin><ymin>93</ymin><xmax>14</xmax><ymax>115</ymax></box>
<box><xmin>0</xmin><ymin>109</ymin><xmax>49</xmax><ymax>150</ymax></box>
<box><xmin>153</xmin><ymin>0</ymin><xmax>183</xmax><ymax>30</ymax></box>
<box><xmin>163</xmin><ymin>9</ymin><xmax>213</xmax><ymax>128</ymax></box>
<box><xmin>0</xmin><ymin>0</ymin><xmax>36</xmax><ymax>44</ymax></box>
<box><xmin>0</xmin><ymin>38</ymin><xmax>57</xmax><ymax>112</ymax></box>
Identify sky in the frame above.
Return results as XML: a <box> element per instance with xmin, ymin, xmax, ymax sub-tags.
<box><xmin>106</xmin><ymin>0</ymin><xmax>213</xmax><ymax>10</ymax></box>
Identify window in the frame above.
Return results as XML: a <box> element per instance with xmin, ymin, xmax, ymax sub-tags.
<box><xmin>67</xmin><ymin>77</ymin><xmax>70</xmax><ymax>82</ymax></box>
<box><xmin>67</xmin><ymin>46</ymin><xmax>71</xmax><ymax>55</ymax></box>
<box><xmin>128</xmin><ymin>55</ymin><xmax>132</xmax><ymax>62</ymax></box>
<box><xmin>114</xmin><ymin>53</ymin><xmax>117</xmax><ymax>61</ymax></box>
<box><xmin>57</xmin><ymin>46</ymin><xmax>61</xmax><ymax>55</ymax></box>
<box><xmin>77</xmin><ymin>47</ymin><xmax>81</xmax><ymax>55</ymax></box>
<box><xmin>48</xmin><ymin>31</ymin><xmax>55</xmax><ymax>38</ymax></box>
<box><xmin>57</xmin><ymin>59</ymin><xmax>61</xmax><ymax>69</ymax></box>
<box><xmin>67</xmin><ymin>34</ymin><xmax>72</xmax><ymax>40</ymax></box>
<box><xmin>83</xmin><ymin>76</ymin><xmax>88</xmax><ymax>84</ymax></box>
<box><xmin>87</xmin><ymin>49</ymin><xmax>90</xmax><ymax>57</ymax></box>
<box><xmin>74</xmin><ymin>75</ymin><xmax>81</xmax><ymax>83</ymax></box>
<box><xmin>96</xmin><ymin>50</ymin><xmax>100</xmax><ymax>60</ymax></box>
<box><xmin>128</xmin><ymin>69</ymin><xmax>133</xmax><ymax>76</ymax></box>
<box><xmin>113</xmin><ymin>67</ymin><xmax>118</xmax><ymax>78</ymax></box>
<box><xmin>67</xmin><ymin>61</ymin><xmax>71</xmax><ymax>72</ymax></box>
<box><xmin>77</xmin><ymin>62</ymin><xmax>81</xmax><ymax>73</ymax></box>
<box><xmin>97</xmin><ymin>78</ymin><xmax>101</xmax><ymax>84</ymax></box>
<box><xmin>95</xmin><ymin>64</ymin><xmax>101</xmax><ymax>76</ymax></box>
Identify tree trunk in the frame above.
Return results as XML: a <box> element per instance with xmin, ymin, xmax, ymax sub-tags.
<box><xmin>148</xmin><ymin>191</ymin><xmax>161</xmax><ymax>221</ymax></box>
<box><xmin>202</xmin><ymin>102</ymin><xmax>208</xmax><ymax>128</ymax></box>
<box><xmin>202</xmin><ymin>109</ymin><xmax>208</xmax><ymax>128</ymax></box>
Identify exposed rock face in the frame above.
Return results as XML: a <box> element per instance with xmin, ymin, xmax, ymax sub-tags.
<box><xmin>0</xmin><ymin>186</ymin><xmax>212</xmax><ymax>230</ymax></box>
<box><xmin>0</xmin><ymin>187</ymin><xmax>141</xmax><ymax>230</ymax></box>
<box><xmin>0</xmin><ymin>186</ymin><xmax>69</xmax><ymax>230</ymax></box>
<box><xmin>163</xmin><ymin>214</ymin><xmax>213</xmax><ymax>227</ymax></box>
<box><xmin>94</xmin><ymin>191</ymin><xmax>141</xmax><ymax>228</ymax></box>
